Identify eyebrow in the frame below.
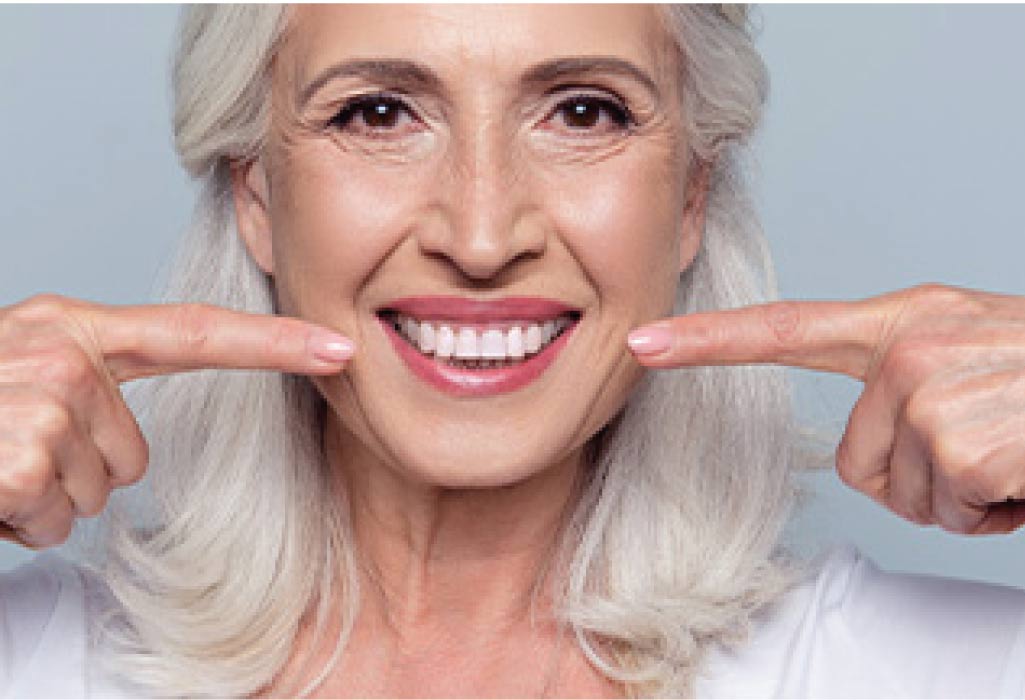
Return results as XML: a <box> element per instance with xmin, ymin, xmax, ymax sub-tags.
<box><xmin>298</xmin><ymin>56</ymin><xmax>660</xmax><ymax>108</ymax></box>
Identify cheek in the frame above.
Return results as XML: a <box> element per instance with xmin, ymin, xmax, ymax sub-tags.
<box><xmin>267</xmin><ymin>146</ymin><xmax>430</xmax><ymax>315</ymax></box>
<box><xmin>538</xmin><ymin>149</ymin><xmax>683</xmax><ymax>315</ymax></box>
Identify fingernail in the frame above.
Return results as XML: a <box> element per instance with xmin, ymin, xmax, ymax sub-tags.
<box><xmin>308</xmin><ymin>330</ymin><xmax>355</xmax><ymax>363</ymax></box>
<box><xmin>627</xmin><ymin>325</ymin><xmax>673</xmax><ymax>355</ymax></box>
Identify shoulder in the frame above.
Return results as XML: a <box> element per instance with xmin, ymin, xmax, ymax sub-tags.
<box><xmin>0</xmin><ymin>551</ymin><xmax>135</xmax><ymax>698</ymax></box>
<box><xmin>0</xmin><ymin>551</ymin><xmax>90</xmax><ymax>696</ymax></box>
<box><xmin>697</xmin><ymin>543</ymin><xmax>1025</xmax><ymax>698</ymax></box>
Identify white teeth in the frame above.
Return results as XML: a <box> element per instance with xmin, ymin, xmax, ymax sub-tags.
<box><xmin>454</xmin><ymin>328</ymin><xmax>478</xmax><ymax>358</ymax></box>
<box><xmin>480</xmin><ymin>329</ymin><xmax>506</xmax><ymax>359</ymax></box>
<box><xmin>418</xmin><ymin>321</ymin><xmax>435</xmax><ymax>353</ymax></box>
<box><xmin>435</xmin><ymin>326</ymin><xmax>455</xmax><ymax>358</ymax></box>
<box><xmin>524</xmin><ymin>324</ymin><xmax>542</xmax><ymax>354</ymax></box>
<box><xmin>506</xmin><ymin>326</ymin><xmax>525</xmax><ymax>359</ymax></box>
<box><xmin>389</xmin><ymin>313</ymin><xmax>574</xmax><ymax>363</ymax></box>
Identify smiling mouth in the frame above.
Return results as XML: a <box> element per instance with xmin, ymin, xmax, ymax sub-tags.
<box><xmin>376</xmin><ymin>309</ymin><xmax>581</xmax><ymax>369</ymax></box>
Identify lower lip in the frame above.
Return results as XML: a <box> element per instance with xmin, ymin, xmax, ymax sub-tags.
<box><xmin>378</xmin><ymin>315</ymin><xmax>578</xmax><ymax>398</ymax></box>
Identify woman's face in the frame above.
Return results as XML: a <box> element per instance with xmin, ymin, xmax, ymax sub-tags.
<box><xmin>234</xmin><ymin>4</ymin><xmax>705</xmax><ymax>488</ymax></box>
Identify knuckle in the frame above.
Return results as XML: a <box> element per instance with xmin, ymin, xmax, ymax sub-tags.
<box><xmin>914</xmin><ymin>510</ymin><xmax>934</xmax><ymax>527</ymax></box>
<box><xmin>760</xmin><ymin>301</ymin><xmax>802</xmax><ymax>347</ymax></box>
<box><xmin>28</xmin><ymin>398</ymin><xmax>73</xmax><ymax>442</ymax></box>
<box><xmin>878</xmin><ymin>339</ymin><xmax>932</xmax><ymax>388</ymax></box>
<box><xmin>834</xmin><ymin>443</ymin><xmax>853</xmax><ymax>483</ymax></box>
<box><xmin>113</xmin><ymin>445</ymin><xmax>149</xmax><ymax>488</ymax></box>
<box><xmin>32</xmin><ymin>517</ymin><xmax>74</xmax><ymax>548</ymax></box>
<box><xmin>909</xmin><ymin>282</ymin><xmax>953</xmax><ymax>300</ymax></box>
<box><xmin>35</xmin><ymin>347</ymin><xmax>96</xmax><ymax>392</ymax></box>
<box><xmin>902</xmin><ymin>390</ymin><xmax>945</xmax><ymax>435</ymax></box>
<box><xmin>834</xmin><ymin>418</ymin><xmax>871</xmax><ymax>492</ymax></box>
<box><xmin>835</xmin><ymin>444</ymin><xmax>861</xmax><ymax>490</ymax></box>
<box><xmin>936</xmin><ymin>509</ymin><xmax>976</xmax><ymax>535</ymax></box>
<box><xmin>836</xmin><ymin>465</ymin><xmax>858</xmax><ymax>490</ymax></box>
<box><xmin>54</xmin><ymin>516</ymin><xmax>75</xmax><ymax>543</ymax></box>
<box><xmin>263</xmin><ymin>320</ymin><xmax>294</xmax><ymax>360</ymax></box>
<box><xmin>908</xmin><ymin>283</ymin><xmax>959</xmax><ymax>305</ymax></box>
<box><xmin>5</xmin><ymin>445</ymin><xmax>56</xmax><ymax>500</ymax></box>
<box><xmin>947</xmin><ymin>462</ymin><xmax>990</xmax><ymax>502</ymax></box>
<box><xmin>888</xmin><ymin>498</ymin><xmax>916</xmax><ymax>523</ymax></box>
<box><xmin>169</xmin><ymin>303</ymin><xmax>214</xmax><ymax>355</ymax></box>
<box><xmin>908</xmin><ymin>283</ymin><xmax>984</xmax><ymax>317</ymax></box>
<box><xmin>893</xmin><ymin>496</ymin><xmax>930</xmax><ymax>525</ymax></box>
<box><xmin>78</xmin><ymin>489</ymin><xmax>109</xmax><ymax>518</ymax></box>
<box><xmin>687</xmin><ymin>321</ymin><xmax>718</xmax><ymax>353</ymax></box>
<box><xmin>130</xmin><ymin>440</ymin><xmax>150</xmax><ymax>483</ymax></box>
<box><xmin>10</xmin><ymin>294</ymin><xmax>69</xmax><ymax>324</ymax></box>
<box><xmin>931</xmin><ymin>434</ymin><xmax>981</xmax><ymax>480</ymax></box>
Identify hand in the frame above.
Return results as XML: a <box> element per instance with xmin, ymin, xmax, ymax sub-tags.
<box><xmin>0</xmin><ymin>294</ymin><xmax>354</xmax><ymax>549</ymax></box>
<box><xmin>626</xmin><ymin>283</ymin><xmax>1025</xmax><ymax>535</ymax></box>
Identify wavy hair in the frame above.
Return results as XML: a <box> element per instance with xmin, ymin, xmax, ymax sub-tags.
<box><xmin>82</xmin><ymin>5</ymin><xmax>823</xmax><ymax>697</ymax></box>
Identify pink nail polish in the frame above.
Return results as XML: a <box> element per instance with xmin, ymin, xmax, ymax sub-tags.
<box><xmin>309</xmin><ymin>330</ymin><xmax>354</xmax><ymax>363</ymax></box>
<box><xmin>627</xmin><ymin>326</ymin><xmax>672</xmax><ymax>355</ymax></box>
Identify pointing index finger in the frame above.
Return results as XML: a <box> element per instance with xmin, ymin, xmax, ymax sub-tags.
<box><xmin>628</xmin><ymin>299</ymin><xmax>888</xmax><ymax>380</ymax></box>
<box><xmin>87</xmin><ymin>303</ymin><xmax>355</xmax><ymax>382</ymax></box>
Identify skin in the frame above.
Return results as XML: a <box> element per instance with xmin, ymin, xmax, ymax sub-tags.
<box><xmin>233</xmin><ymin>5</ymin><xmax>696</xmax><ymax>696</ymax></box>
<box><xmin>629</xmin><ymin>284</ymin><xmax>1025</xmax><ymax>534</ymax></box>
<box><xmin>0</xmin><ymin>2</ymin><xmax>1023</xmax><ymax>698</ymax></box>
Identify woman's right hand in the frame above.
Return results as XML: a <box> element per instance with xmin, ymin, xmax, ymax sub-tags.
<box><xmin>0</xmin><ymin>294</ymin><xmax>354</xmax><ymax>549</ymax></box>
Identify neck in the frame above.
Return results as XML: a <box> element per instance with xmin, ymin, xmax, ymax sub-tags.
<box><xmin>324</xmin><ymin>418</ymin><xmax>585</xmax><ymax>637</ymax></box>
<box><xmin>259</xmin><ymin>421</ymin><xmax>622</xmax><ymax>698</ymax></box>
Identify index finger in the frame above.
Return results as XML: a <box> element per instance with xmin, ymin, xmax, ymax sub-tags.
<box><xmin>85</xmin><ymin>302</ymin><xmax>355</xmax><ymax>382</ymax></box>
<box><xmin>627</xmin><ymin>298</ymin><xmax>890</xmax><ymax>380</ymax></box>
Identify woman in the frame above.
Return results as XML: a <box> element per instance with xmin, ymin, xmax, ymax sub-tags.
<box><xmin>1</xmin><ymin>4</ymin><xmax>1024</xmax><ymax>697</ymax></box>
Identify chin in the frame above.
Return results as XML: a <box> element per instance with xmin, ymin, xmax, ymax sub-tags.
<box><xmin>389</xmin><ymin>443</ymin><xmax>562</xmax><ymax>491</ymax></box>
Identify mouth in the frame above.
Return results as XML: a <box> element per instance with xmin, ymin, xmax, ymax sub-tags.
<box><xmin>375</xmin><ymin>296</ymin><xmax>582</xmax><ymax>397</ymax></box>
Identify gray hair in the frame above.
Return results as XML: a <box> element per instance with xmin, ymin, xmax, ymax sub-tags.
<box><xmin>84</xmin><ymin>5</ymin><xmax>821</xmax><ymax>697</ymax></box>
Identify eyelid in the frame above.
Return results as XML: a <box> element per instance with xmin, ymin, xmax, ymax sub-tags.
<box><xmin>329</xmin><ymin>86</ymin><xmax>635</xmax><ymax>136</ymax></box>
<box><xmin>329</xmin><ymin>90</ymin><xmax>417</xmax><ymax>125</ymax></box>
<box><xmin>544</xmin><ymin>88</ymin><xmax>636</xmax><ymax>130</ymax></box>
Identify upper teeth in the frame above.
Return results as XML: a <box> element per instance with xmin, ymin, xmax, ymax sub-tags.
<box><xmin>391</xmin><ymin>314</ymin><xmax>573</xmax><ymax>360</ymax></box>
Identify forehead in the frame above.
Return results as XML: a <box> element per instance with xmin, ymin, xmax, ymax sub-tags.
<box><xmin>282</xmin><ymin>4</ymin><xmax>675</xmax><ymax>88</ymax></box>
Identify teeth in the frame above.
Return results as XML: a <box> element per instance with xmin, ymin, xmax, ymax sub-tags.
<box><xmin>506</xmin><ymin>327</ymin><xmax>525</xmax><ymax>359</ymax></box>
<box><xmin>403</xmin><ymin>317</ymin><xmax>420</xmax><ymax>345</ymax></box>
<box><xmin>480</xmin><ymin>329</ymin><xmax>506</xmax><ymax>359</ymax></box>
<box><xmin>388</xmin><ymin>313</ymin><xmax>574</xmax><ymax>363</ymax></box>
<box><xmin>418</xmin><ymin>321</ymin><xmax>435</xmax><ymax>353</ymax></box>
<box><xmin>454</xmin><ymin>328</ymin><xmax>478</xmax><ymax>358</ymax></box>
<box><xmin>524</xmin><ymin>324</ymin><xmax>541</xmax><ymax>354</ymax></box>
<box><xmin>435</xmin><ymin>325</ymin><xmax>455</xmax><ymax>358</ymax></box>
<box><xmin>541</xmin><ymin>320</ymin><xmax>555</xmax><ymax>345</ymax></box>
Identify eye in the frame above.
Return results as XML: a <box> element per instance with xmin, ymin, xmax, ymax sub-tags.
<box><xmin>327</xmin><ymin>90</ymin><xmax>635</xmax><ymax>140</ymax></box>
<box><xmin>548</xmin><ymin>92</ymin><xmax>634</xmax><ymax>134</ymax></box>
<box><xmin>328</xmin><ymin>92</ymin><xmax>419</xmax><ymax>138</ymax></box>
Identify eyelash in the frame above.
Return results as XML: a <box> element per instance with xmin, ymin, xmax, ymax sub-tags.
<box><xmin>327</xmin><ymin>89</ymin><xmax>635</xmax><ymax>139</ymax></box>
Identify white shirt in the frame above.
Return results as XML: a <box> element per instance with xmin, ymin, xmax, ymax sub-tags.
<box><xmin>1</xmin><ymin>544</ymin><xmax>1023</xmax><ymax>698</ymax></box>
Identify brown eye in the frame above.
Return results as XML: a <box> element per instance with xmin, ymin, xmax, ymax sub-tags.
<box><xmin>329</xmin><ymin>93</ymin><xmax>415</xmax><ymax>135</ymax></box>
<box><xmin>554</xmin><ymin>94</ymin><xmax>633</xmax><ymax>132</ymax></box>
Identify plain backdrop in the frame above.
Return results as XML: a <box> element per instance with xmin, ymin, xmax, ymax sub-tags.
<box><xmin>1</xmin><ymin>5</ymin><xmax>1023</xmax><ymax>587</ymax></box>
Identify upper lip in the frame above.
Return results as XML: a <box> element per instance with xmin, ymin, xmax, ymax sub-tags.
<box><xmin>379</xmin><ymin>296</ymin><xmax>581</xmax><ymax>322</ymax></box>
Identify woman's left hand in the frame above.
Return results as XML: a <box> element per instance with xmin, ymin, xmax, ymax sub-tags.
<box><xmin>627</xmin><ymin>283</ymin><xmax>1025</xmax><ymax>535</ymax></box>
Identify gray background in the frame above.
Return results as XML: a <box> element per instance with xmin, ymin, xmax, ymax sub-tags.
<box><xmin>1</xmin><ymin>5</ymin><xmax>1023</xmax><ymax>586</ymax></box>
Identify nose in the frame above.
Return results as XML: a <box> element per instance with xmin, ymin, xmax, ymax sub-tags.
<box><xmin>418</xmin><ymin>119</ymin><xmax>546</xmax><ymax>281</ymax></box>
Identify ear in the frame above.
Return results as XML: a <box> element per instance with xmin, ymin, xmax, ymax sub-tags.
<box><xmin>230</xmin><ymin>157</ymin><xmax>275</xmax><ymax>275</ymax></box>
<box><xmin>678</xmin><ymin>159</ymin><xmax>711</xmax><ymax>272</ymax></box>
